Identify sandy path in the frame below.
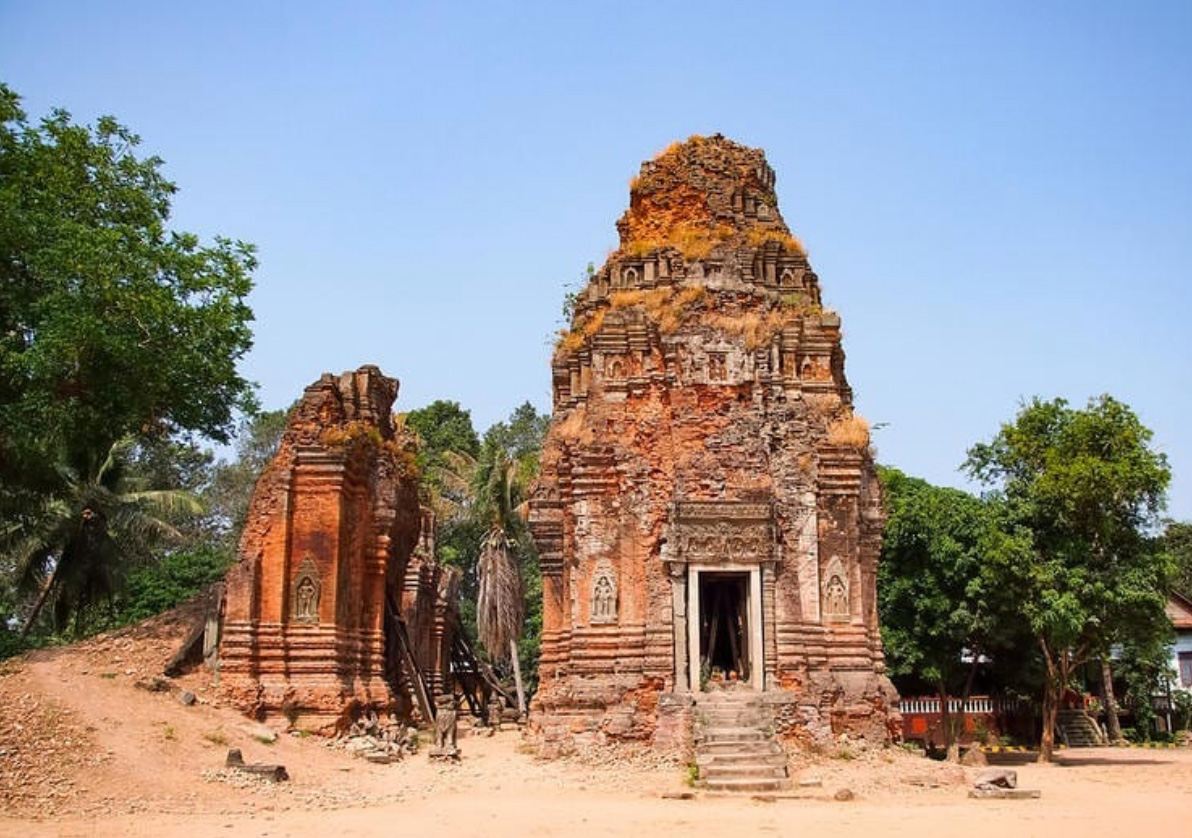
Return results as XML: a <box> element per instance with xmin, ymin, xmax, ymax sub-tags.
<box><xmin>4</xmin><ymin>613</ymin><xmax>1192</xmax><ymax>837</ymax></box>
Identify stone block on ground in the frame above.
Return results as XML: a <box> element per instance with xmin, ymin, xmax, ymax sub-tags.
<box><xmin>973</xmin><ymin>768</ymin><xmax>1017</xmax><ymax>789</ymax></box>
<box><xmin>969</xmin><ymin>787</ymin><xmax>1041</xmax><ymax>800</ymax></box>
<box><xmin>225</xmin><ymin>748</ymin><xmax>289</xmax><ymax>782</ymax></box>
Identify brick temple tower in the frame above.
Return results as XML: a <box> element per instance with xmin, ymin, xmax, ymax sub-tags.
<box><xmin>528</xmin><ymin>136</ymin><xmax>898</xmax><ymax>754</ymax></box>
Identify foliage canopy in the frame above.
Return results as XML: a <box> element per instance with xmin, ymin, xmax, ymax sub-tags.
<box><xmin>0</xmin><ymin>84</ymin><xmax>257</xmax><ymax>512</ymax></box>
<box><xmin>964</xmin><ymin>395</ymin><xmax>1171</xmax><ymax>760</ymax></box>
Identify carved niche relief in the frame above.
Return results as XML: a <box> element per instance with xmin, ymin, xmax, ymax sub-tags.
<box><xmin>590</xmin><ymin>560</ymin><xmax>618</xmax><ymax>624</ymax></box>
<box><xmin>707</xmin><ymin>352</ymin><xmax>727</xmax><ymax>382</ymax></box>
<box><xmin>821</xmin><ymin>555</ymin><xmax>850</xmax><ymax>622</ymax></box>
<box><xmin>605</xmin><ymin>355</ymin><xmax>626</xmax><ymax>380</ymax></box>
<box><xmin>291</xmin><ymin>556</ymin><xmax>322</xmax><ymax>623</ymax></box>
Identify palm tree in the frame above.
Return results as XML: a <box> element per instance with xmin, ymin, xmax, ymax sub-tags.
<box><xmin>474</xmin><ymin>445</ymin><xmax>531</xmax><ymax>715</ymax></box>
<box><xmin>3</xmin><ymin>438</ymin><xmax>200</xmax><ymax>636</ymax></box>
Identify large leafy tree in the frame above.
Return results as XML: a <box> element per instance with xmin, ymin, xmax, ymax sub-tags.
<box><xmin>0</xmin><ymin>84</ymin><xmax>257</xmax><ymax>515</ymax></box>
<box><xmin>965</xmin><ymin>395</ymin><xmax>1171</xmax><ymax>761</ymax></box>
<box><xmin>0</xmin><ymin>84</ymin><xmax>258</xmax><ymax>640</ymax></box>
<box><xmin>404</xmin><ymin>400</ymin><xmax>481</xmax><ymax>523</ymax></box>
<box><xmin>878</xmin><ymin>467</ymin><xmax>1031</xmax><ymax>758</ymax></box>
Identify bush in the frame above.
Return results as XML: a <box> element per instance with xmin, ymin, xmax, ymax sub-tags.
<box><xmin>116</xmin><ymin>546</ymin><xmax>233</xmax><ymax>623</ymax></box>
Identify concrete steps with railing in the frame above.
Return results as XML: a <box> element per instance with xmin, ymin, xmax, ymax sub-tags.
<box><xmin>1057</xmin><ymin>709</ymin><xmax>1106</xmax><ymax>748</ymax></box>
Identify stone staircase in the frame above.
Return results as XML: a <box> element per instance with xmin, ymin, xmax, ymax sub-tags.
<box><xmin>1057</xmin><ymin>709</ymin><xmax>1106</xmax><ymax>747</ymax></box>
<box><xmin>693</xmin><ymin>689</ymin><xmax>791</xmax><ymax>792</ymax></box>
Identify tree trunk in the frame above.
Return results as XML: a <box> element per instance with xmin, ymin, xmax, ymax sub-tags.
<box><xmin>20</xmin><ymin>561</ymin><xmax>64</xmax><ymax>637</ymax></box>
<box><xmin>951</xmin><ymin>654</ymin><xmax>980</xmax><ymax>758</ymax></box>
<box><xmin>1038</xmin><ymin>640</ymin><xmax>1059</xmax><ymax>763</ymax></box>
<box><xmin>1039</xmin><ymin>680</ymin><xmax>1058</xmax><ymax>763</ymax></box>
<box><xmin>510</xmin><ymin>638</ymin><xmax>526</xmax><ymax>718</ymax></box>
<box><xmin>938</xmin><ymin>683</ymin><xmax>959</xmax><ymax>762</ymax></box>
<box><xmin>1101</xmin><ymin>657</ymin><xmax>1124</xmax><ymax>744</ymax></box>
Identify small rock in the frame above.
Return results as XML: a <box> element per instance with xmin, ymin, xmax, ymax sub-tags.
<box><xmin>178</xmin><ymin>691</ymin><xmax>197</xmax><ymax>706</ymax></box>
<box><xmin>974</xmin><ymin>768</ymin><xmax>1017</xmax><ymax>789</ymax></box>
<box><xmin>834</xmin><ymin>788</ymin><xmax>855</xmax><ymax>801</ymax></box>
<box><xmin>961</xmin><ymin>747</ymin><xmax>988</xmax><ymax>766</ymax></box>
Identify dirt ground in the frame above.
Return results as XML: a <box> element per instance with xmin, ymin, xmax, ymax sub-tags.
<box><xmin>3</xmin><ymin>606</ymin><xmax>1191</xmax><ymax>837</ymax></box>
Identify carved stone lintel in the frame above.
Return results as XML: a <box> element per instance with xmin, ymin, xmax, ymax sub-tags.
<box><xmin>666</xmin><ymin>501</ymin><xmax>775</xmax><ymax>564</ymax></box>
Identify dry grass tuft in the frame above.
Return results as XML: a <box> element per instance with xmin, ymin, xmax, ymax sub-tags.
<box><xmin>827</xmin><ymin>413</ymin><xmax>871</xmax><ymax>450</ymax></box>
<box><xmin>620</xmin><ymin>222</ymin><xmax>734</xmax><ymax>261</ymax></box>
<box><xmin>653</xmin><ymin>135</ymin><xmax>707</xmax><ymax>161</ymax></box>
<box><xmin>555</xmin><ymin>309</ymin><xmax>607</xmax><ymax>355</ymax></box>
<box><xmin>705</xmin><ymin>309</ymin><xmax>794</xmax><ymax>350</ymax></box>
<box><xmin>670</xmin><ymin>222</ymin><xmax>734</xmax><ymax>260</ymax></box>
<box><xmin>746</xmin><ymin>228</ymin><xmax>806</xmax><ymax>255</ymax></box>
<box><xmin>610</xmin><ymin>286</ymin><xmax>709</xmax><ymax>334</ymax></box>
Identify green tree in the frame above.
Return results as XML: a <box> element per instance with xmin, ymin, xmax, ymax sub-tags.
<box><xmin>3</xmin><ymin>438</ymin><xmax>200</xmax><ymax>637</ymax></box>
<box><xmin>403</xmin><ymin>401</ymin><xmax>480</xmax><ymax>523</ymax></box>
<box><xmin>878</xmin><ymin>467</ymin><xmax>1032</xmax><ymax>758</ymax></box>
<box><xmin>405</xmin><ymin>400</ymin><xmax>481</xmax><ymax>465</ymax></box>
<box><xmin>0</xmin><ymin>84</ymin><xmax>257</xmax><ymax>519</ymax></box>
<box><xmin>1162</xmin><ymin>521</ymin><xmax>1192</xmax><ymax>598</ymax></box>
<box><xmin>202</xmin><ymin>408</ymin><xmax>288</xmax><ymax>553</ymax></box>
<box><xmin>115</xmin><ymin>544</ymin><xmax>233</xmax><ymax>625</ymax></box>
<box><xmin>965</xmin><ymin>395</ymin><xmax>1171</xmax><ymax>762</ymax></box>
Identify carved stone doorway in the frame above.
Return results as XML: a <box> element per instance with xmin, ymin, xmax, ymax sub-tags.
<box><xmin>687</xmin><ymin>566</ymin><xmax>763</xmax><ymax>691</ymax></box>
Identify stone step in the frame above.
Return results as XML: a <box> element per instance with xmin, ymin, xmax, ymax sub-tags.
<box><xmin>700</xmin><ymin>727</ymin><xmax>768</xmax><ymax>743</ymax></box>
<box><xmin>1057</xmin><ymin>711</ymin><xmax>1104</xmax><ymax>748</ymax></box>
<box><xmin>700</xmin><ymin>763</ymin><xmax>789</xmax><ymax>780</ymax></box>
<box><xmin>696</xmin><ymin>750</ymin><xmax>789</xmax><ymax>768</ymax></box>
<box><xmin>693</xmin><ymin>689</ymin><xmax>790</xmax><ymax>793</ymax></box>
<box><xmin>696</xmin><ymin>719</ymin><xmax>762</xmax><ymax>729</ymax></box>
<box><xmin>696</xmin><ymin>740</ymin><xmax>785</xmax><ymax>758</ymax></box>
<box><xmin>698</xmin><ymin>777</ymin><xmax>793</xmax><ymax>793</ymax></box>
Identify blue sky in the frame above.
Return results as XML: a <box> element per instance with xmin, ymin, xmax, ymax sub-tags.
<box><xmin>2</xmin><ymin>2</ymin><xmax>1190</xmax><ymax>519</ymax></box>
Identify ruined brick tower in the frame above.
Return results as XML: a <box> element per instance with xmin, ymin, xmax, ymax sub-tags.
<box><xmin>528</xmin><ymin>136</ymin><xmax>898</xmax><ymax>754</ymax></box>
<box><xmin>218</xmin><ymin>366</ymin><xmax>444</xmax><ymax>731</ymax></box>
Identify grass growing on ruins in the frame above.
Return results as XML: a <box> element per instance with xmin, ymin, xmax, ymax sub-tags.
<box><xmin>827</xmin><ymin>414</ymin><xmax>871</xmax><ymax>450</ymax></box>
<box><xmin>620</xmin><ymin>222</ymin><xmax>735</xmax><ymax>261</ymax></box>
<box><xmin>609</xmin><ymin>286</ymin><xmax>709</xmax><ymax>334</ymax></box>
<box><xmin>653</xmin><ymin>133</ymin><xmax>709</xmax><ymax>162</ymax></box>
<box><xmin>321</xmin><ymin>421</ymin><xmax>421</xmax><ymax>480</ymax></box>
<box><xmin>705</xmin><ymin>310</ymin><xmax>791</xmax><ymax>351</ymax></box>
<box><xmin>746</xmin><ymin>227</ymin><xmax>806</xmax><ymax>255</ymax></box>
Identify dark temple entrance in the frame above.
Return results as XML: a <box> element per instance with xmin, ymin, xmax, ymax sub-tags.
<box><xmin>698</xmin><ymin>572</ymin><xmax>751</xmax><ymax>685</ymax></box>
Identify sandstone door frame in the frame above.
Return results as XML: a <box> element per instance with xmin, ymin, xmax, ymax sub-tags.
<box><xmin>686</xmin><ymin>563</ymin><xmax>764</xmax><ymax>692</ymax></box>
